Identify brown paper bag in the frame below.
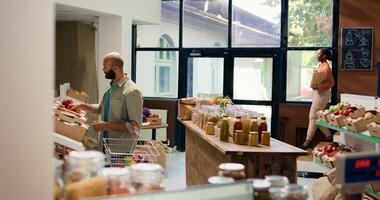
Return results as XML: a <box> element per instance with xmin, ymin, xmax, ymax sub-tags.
<box><xmin>310</xmin><ymin>69</ymin><xmax>326</xmax><ymax>87</ymax></box>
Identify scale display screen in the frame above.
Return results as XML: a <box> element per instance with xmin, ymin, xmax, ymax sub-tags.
<box><xmin>345</xmin><ymin>156</ymin><xmax>380</xmax><ymax>184</ymax></box>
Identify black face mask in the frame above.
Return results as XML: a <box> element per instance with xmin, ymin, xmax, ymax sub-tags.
<box><xmin>105</xmin><ymin>69</ymin><xmax>116</xmax><ymax>80</ymax></box>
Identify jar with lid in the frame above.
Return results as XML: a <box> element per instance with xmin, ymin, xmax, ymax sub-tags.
<box><xmin>233</xmin><ymin>116</ymin><xmax>243</xmax><ymax>133</ymax></box>
<box><xmin>265</xmin><ymin>175</ymin><xmax>289</xmax><ymax>188</ymax></box>
<box><xmin>251</xmin><ymin>117</ymin><xmax>259</xmax><ymax>132</ymax></box>
<box><xmin>54</xmin><ymin>159</ymin><xmax>63</xmax><ymax>200</ymax></box>
<box><xmin>284</xmin><ymin>184</ymin><xmax>308</xmax><ymax>200</ymax></box>
<box><xmin>261</xmin><ymin>131</ymin><xmax>271</xmax><ymax>146</ymax></box>
<box><xmin>220</xmin><ymin>117</ymin><xmax>230</xmax><ymax>142</ymax></box>
<box><xmin>269</xmin><ymin>187</ymin><xmax>287</xmax><ymax>200</ymax></box>
<box><xmin>241</xmin><ymin>117</ymin><xmax>251</xmax><ymax>143</ymax></box>
<box><xmin>205</xmin><ymin>122</ymin><xmax>215</xmax><ymax>135</ymax></box>
<box><xmin>64</xmin><ymin>151</ymin><xmax>105</xmax><ymax>184</ymax></box>
<box><xmin>248</xmin><ymin>131</ymin><xmax>259</xmax><ymax>147</ymax></box>
<box><xmin>252</xmin><ymin>179</ymin><xmax>271</xmax><ymax>200</ymax></box>
<box><xmin>234</xmin><ymin>130</ymin><xmax>244</xmax><ymax>145</ymax></box>
<box><xmin>98</xmin><ymin>168</ymin><xmax>134</xmax><ymax>195</ymax></box>
<box><xmin>258</xmin><ymin>117</ymin><xmax>268</xmax><ymax>143</ymax></box>
<box><xmin>208</xmin><ymin>176</ymin><xmax>235</xmax><ymax>185</ymax></box>
<box><xmin>218</xmin><ymin>163</ymin><xmax>246</xmax><ymax>180</ymax></box>
<box><xmin>131</xmin><ymin>163</ymin><xmax>164</xmax><ymax>193</ymax></box>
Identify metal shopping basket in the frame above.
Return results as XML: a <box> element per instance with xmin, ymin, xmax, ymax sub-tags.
<box><xmin>103</xmin><ymin>138</ymin><xmax>160</xmax><ymax>167</ymax></box>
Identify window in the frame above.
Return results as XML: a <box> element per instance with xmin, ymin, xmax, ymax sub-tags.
<box><xmin>233</xmin><ymin>58</ymin><xmax>273</xmax><ymax>101</ymax></box>
<box><xmin>288</xmin><ymin>0</ymin><xmax>333</xmax><ymax>47</ymax></box>
<box><xmin>183</xmin><ymin>0</ymin><xmax>228</xmax><ymax>47</ymax></box>
<box><xmin>187</xmin><ymin>57</ymin><xmax>224</xmax><ymax>97</ymax></box>
<box><xmin>286</xmin><ymin>50</ymin><xmax>332</xmax><ymax>101</ymax></box>
<box><xmin>232</xmin><ymin>0</ymin><xmax>281</xmax><ymax>47</ymax></box>
<box><xmin>137</xmin><ymin>0</ymin><xmax>179</xmax><ymax>48</ymax></box>
<box><xmin>136</xmin><ymin>51</ymin><xmax>178</xmax><ymax>98</ymax></box>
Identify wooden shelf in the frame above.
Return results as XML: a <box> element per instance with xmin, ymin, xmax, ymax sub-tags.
<box><xmin>313</xmin><ymin>158</ymin><xmax>332</xmax><ymax>170</ymax></box>
<box><xmin>316</xmin><ymin>120</ymin><xmax>380</xmax><ymax>144</ymax></box>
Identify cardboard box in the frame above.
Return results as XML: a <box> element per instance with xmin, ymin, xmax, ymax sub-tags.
<box><xmin>367</xmin><ymin>122</ymin><xmax>380</xmax><ymax>138</ymax></box>
<box><xmin>317</xmin><ymin>110</ymin><xmax>332</xmax><ymax>123</ymax></box>
<box><xmin>55</xmin><ymin>109</ymin><xmax>87</xmax><ymax>124</ymax></box>
<box><xmin>147</xmin><ymin>117</ymin><xmax>162</xmax><ymax>125</ymax></box>
<box><xmin>54</xmin><ymin>117</ymin><xmax>88</xmax><ymax>142</ymax></box>
<box><xmin>328</xmin><ymin>114</ymin><xmax>348</xmax><ymax>127</ymax></box>
<box><xmin>345</xmin><ymin>111</ymin><xmax>380</xmax><ymax>132</ymax></box>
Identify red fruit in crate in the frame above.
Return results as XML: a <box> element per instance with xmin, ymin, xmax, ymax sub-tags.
<box><xmin>343</xmin><ymin>111</ymin><xmax>349</xmax><ymax>116</ymax></box>
<box><xmin>334</xmin><ymin>111</ymin><xmax>340</xmax><ymax>115</ymax></box>
<box><xmin>67</xmin><ymin>104</ymin><xmax>74</xmax><ymax>109</ymax></box>
<box><xmin>62</xmin><ymin>99</ymin><xmax>73</xmax><ymax>108</ymax></box>
<box><xmin>339</xmin><ymin>110</ymin><xmax>344</xmax><ymax>115</ymax></box>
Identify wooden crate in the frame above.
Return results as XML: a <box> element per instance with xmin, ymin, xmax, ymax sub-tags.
<box><xmin>317</xmin><ymin>110</ymin><xmax>332</xmax><ymax>123</ymax></box>
<box><xmin>367</xmin><ymin>122</ymin><xmax>380</xmax><ymax>138</ymax></box>
<box><xmin>345</xmin><ymin>112</ymin><xmax>380</xmax><ymax>132</ymax></box>
<box><xmin>327</xmin><ymin>114</ymin><xmax>348</xmax><ymax>127</ymax></box>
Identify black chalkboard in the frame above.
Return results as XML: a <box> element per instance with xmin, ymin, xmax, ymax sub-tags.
<box><xmin>341</xmin><ymin>28</ymin><xmax>373</xmax><ymax>70</ymax></box>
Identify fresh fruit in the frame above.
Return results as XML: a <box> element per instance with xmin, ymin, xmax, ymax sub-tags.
<box><xmin>62</xmin><ymin>99</ymin><xmax>73</xmax><ymax>108</ymax></box>
<box><xmin>364</xmin><ymin>112</ymin><xmax>374</xmax><ymax>120</ymax></box>
<box><xmin>334</xmin><ymin>111</ymin><xmax>340</xmax><ymax>115</ymax></box>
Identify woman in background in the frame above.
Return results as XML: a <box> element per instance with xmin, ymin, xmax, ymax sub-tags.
<box><xmin>300</xmin><ymin>48</ymin><xmax>335</xmax><ymax>149</ymax></box>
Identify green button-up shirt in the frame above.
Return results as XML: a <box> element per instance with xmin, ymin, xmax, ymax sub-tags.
<box><xmin>92</xmin><ymin>76</ymin><xmax>143</xmax><ymax>139</ymax></box>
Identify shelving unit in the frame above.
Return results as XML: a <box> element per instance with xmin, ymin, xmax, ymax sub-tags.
<box><xmin>313</xmin><ymin>158</ymin><xmax>332</xmax><ymax>170</ymax></box>
<box><xmin>315</xmin><ymin>94</ymin><xmax>380</xmax><ymax>198</ymax></box>
<box><xmin>53</xmin><ymin>132</ymin><xmax>85</xmax><ymax>151</ymax></box>
<box><xmin>316</xmin><ymin>120</ymin><xmax>380</xmax><ymax>144</ymax></box>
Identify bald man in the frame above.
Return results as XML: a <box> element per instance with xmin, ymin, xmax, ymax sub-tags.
<box><xmin>73</xmin><ymin>52</ymin><xmax>143</xmax><ymax>146</ymax></box>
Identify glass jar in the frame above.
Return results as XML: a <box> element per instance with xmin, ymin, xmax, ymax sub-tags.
<box><xmin>65</xmin><ymin>151</ymin><xmax>105</xmax><ymax>184</ymax></box>
<box><xmin>265</xmin><ymin>175</ymin><xmax>289</xmax><ymax>188</ymax></box>
<box><xmin>208</xmin><ymin>176</ymin><xmax>235</xmax><ymax>184</ymax></box>
<box><xmin>99</xmin><ymin>168</ymin><xmax>134</xmax><ymax>196</ymax></box>
<box><xmin>241</xmin><ymin>118</ymin><xmax>252</xmax><ymax>143</ymax></box>
<box><xmin>54</xmin><ymin>159</ymin><xmax>63</xmax><ymax>200</ymax></box>
<box><xmin>218</xmin><ymin>163</ymin><xmax>246</xmax><ymax>180</ymax></box>
<box><xmin>131</xmin><ymin>163</ymin><xmax>164</xmax><ymax>193</ymax></box>
<box><xmin>250</xmin><ymin>117</ymin><xmax>259</xmax><ymax>132</ymax></box>
<box><xmin>284</xmin><ymin>184</ymin><xmax>308</xmax><ymax>200</ymax></box>
<box><xmin>234</xmin><ymin>130</ymin><xmax>244</xmax><ymax>145</ymax></box>
<box><xmin>252</xmin><ymin>179</ymin><xmax>271</xmax><ymax>200</ymax></box>
<box><xmin>205</xmin><ymin>122</ymin><xmax>215</xmax><ymax>135</ymax></box>
<box><xmin>233</xmin><ymin>116</ymin><xmax>243</xmax><ymax>133</ymax></box>
<box><xmin>248</xmin><ymin>131</ymin><xmax>259</xmax><ymax>147</ymax></box>
<box><xmin>220</xmin><ymin>117</ymin><xmax>230</xmax><ymax>142</ymax></box>
<box><xmin>258</xmin><ymin>117</ymin><xmax>268</xmax><ymax>143</ymax></box>
<box><xmin>269</xmin><ymin>187</ymin><xmax>287</xmax><ymax>200</ymax></box>
<box><xmin>261</xmin><ymin>131</ymin><xmax>271</xmax><ymax>146</ymax></box>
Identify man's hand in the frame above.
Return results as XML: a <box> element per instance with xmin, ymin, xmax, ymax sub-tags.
<box><xmin>92</xmin><ymin>121</ymin><xmax>109</xmax><ymax>132</ymax></box>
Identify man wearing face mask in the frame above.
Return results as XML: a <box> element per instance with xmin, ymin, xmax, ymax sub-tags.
<box><xmin>72</xmin><ymin>52</ymin><xmax>143</xmax><ymax>145</ymax></box>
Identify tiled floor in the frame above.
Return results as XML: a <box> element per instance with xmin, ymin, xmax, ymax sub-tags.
<box><xmin>163</xmin><ymin>151</ymin><xmax>325</xmax><ymax>199</ymax></box>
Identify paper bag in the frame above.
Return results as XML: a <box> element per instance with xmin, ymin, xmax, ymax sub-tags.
<box><xmin>310</xmin><ymin>69</ymin><xmax>326</xmax><ymax>87</ymax></box>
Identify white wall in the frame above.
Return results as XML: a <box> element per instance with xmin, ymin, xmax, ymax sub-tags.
<box><xmin>0</xmin><ymin>1</ymin><xmax>54</xmax><ymax>200</ymax></box>
<box><xmin>55</xmin><ymin>0</ymin><xmax>161</xmax><ymax>101</ymax></box>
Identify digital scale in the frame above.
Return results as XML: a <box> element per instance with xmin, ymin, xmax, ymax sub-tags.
<box><xmin>336</xmin><ymin>152</ymin><xmax>380</xmax><ymax>198</ymax></box>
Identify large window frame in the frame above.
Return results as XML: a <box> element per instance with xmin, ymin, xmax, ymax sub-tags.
<box><xmin>132</xmin><ymin>0</ymin><xmax>340</xmax><ymax>139</ymax></box>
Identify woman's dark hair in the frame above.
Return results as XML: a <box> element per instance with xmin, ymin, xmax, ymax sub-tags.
<box><xmin>321</xmin><ymin>48</ymin><xmax>333</xmax><ymax>61</ymax></box>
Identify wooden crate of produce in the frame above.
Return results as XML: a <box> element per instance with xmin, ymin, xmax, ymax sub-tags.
<box><xmin>345</xmin><ymin>110</ymin><xmax>380</xmax><ymax>132</ymax></box>
<box><xmin>317</xmin><ymin>110</ymin><xmax>333</xmax><ymax>123</ymax></box>
<box><xmin>54</xmin><ymin>117</ymin><xmax>88</xmax><ymax>142</ymax></box>
<box><xmin>367</xmin><ymin>122</ymin><xmax>380</xmax><ymax>138</ymax></box>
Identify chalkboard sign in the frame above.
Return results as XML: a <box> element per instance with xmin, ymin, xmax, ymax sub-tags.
<box><xmin>341</xmin><ymin>28</ymin><xmax>373</xmax><ymax>70</ymax></box>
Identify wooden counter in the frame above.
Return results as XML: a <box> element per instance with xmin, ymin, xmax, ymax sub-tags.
<box><xmin>182</xmin><ymin>120</ymin><xmax>308</xmax><ymax>186</ymax></box>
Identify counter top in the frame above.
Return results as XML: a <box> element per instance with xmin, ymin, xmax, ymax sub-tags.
<box><xmin>181</xmin><ymin>120</ymin><xmax>308</xmax><ymax>155</ymax></box>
